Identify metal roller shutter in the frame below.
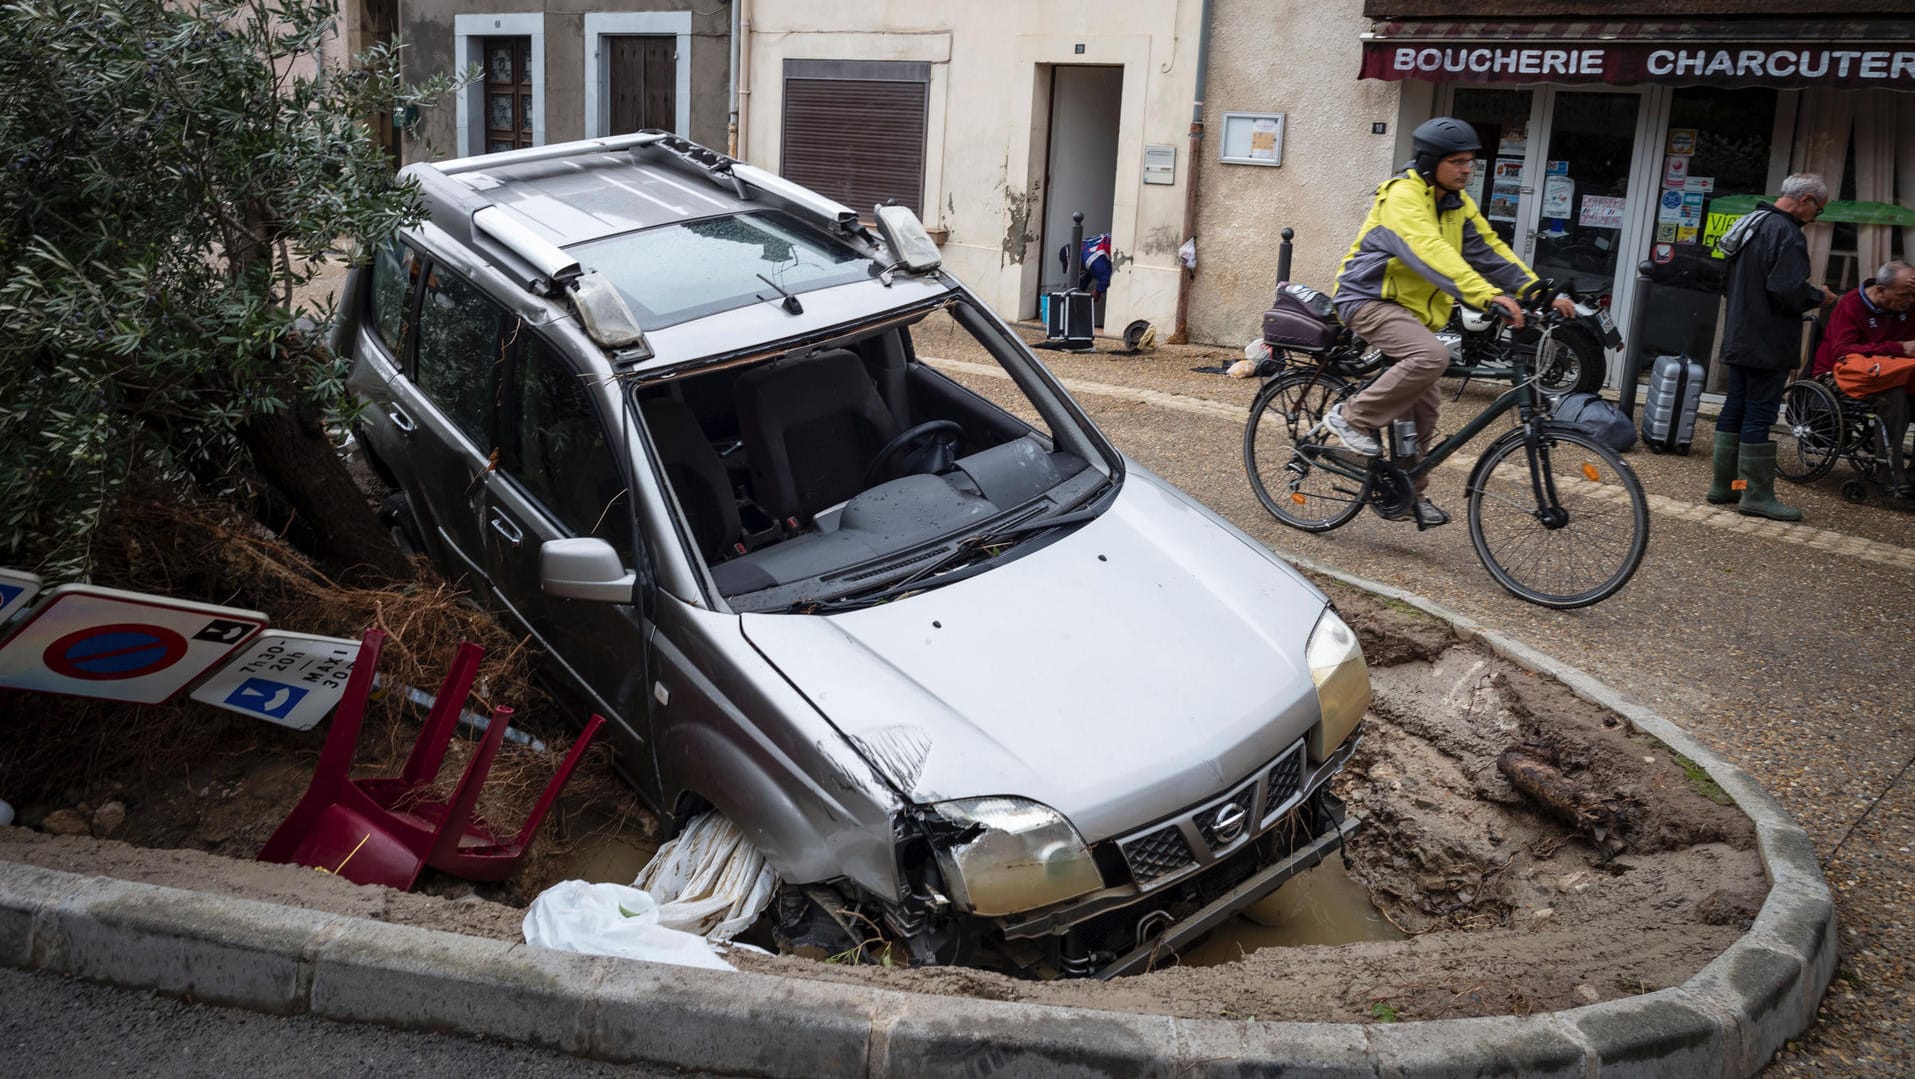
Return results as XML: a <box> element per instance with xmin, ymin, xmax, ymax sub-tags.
<box><xmin>781</xmin><ymin>77</ymin><xmax>927</xmax><ymax>217</ymax></box>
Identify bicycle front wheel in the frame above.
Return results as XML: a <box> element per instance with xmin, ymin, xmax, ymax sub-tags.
<box><xmin>1243</xmin><ymin>372</ymin><xmax>1369</xmax><ymax>531</ymax></box>
<box><xmin>1466</xmin><ymin>424</ymin><xmax>1649</xmax><ymax>609</ymax></box>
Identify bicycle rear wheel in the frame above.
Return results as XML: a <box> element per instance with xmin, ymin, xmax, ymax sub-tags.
<box><xmin>1466</xmin><ymin>424</ymin><xmax>1649</xmax><ymax>609</ymax></box>
<box><xmin>1775</xmin><ymin>379</ymin><xmax>1842</xmax><ymax>483</ymax></box>
<box><xmin>1243</xmin><ymin>371</ymin><xmax>1369</xmax><ymax>531</ymax></box>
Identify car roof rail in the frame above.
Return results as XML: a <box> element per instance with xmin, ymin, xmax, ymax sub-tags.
<box><xmin>402</xmin><ymin>164</ymin><xmax>580</xmax><ymax>295</ymax></box>
<box><xmin>434</xmin><ymin>131</ymin><xmax>670</xmax><ymax>176</ymax></box>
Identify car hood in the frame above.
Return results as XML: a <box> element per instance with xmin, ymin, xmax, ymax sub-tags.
<box><xmin>738</xmin><ymin>471</ymin><xmax>1329</xmax><ymax>842</ymax></box>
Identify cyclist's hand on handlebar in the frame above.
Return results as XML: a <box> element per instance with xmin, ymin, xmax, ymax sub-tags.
<box><xmin>1490</xmin><ymin>293</ymin><xmax>1525</xmax><ymax>329</ymax></box>
<box><xmin>1550</xmin><ymin>295</ymin><xmax>1577</xmax><ymax>320</ymax></box>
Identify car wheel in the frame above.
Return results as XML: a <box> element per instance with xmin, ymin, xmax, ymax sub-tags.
<box><xmin>378</xmin><ymin>491</ymin><xmax>428</xmax><ymax>557</ymax></box>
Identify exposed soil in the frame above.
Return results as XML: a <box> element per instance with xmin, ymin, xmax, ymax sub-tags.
<box><xmin>0</xmin><ymin>574</ymin><xmax>1765</xmax><ymax>1025</ymax></box>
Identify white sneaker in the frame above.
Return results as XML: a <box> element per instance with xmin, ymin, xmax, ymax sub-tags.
<box><xmin>1323</xmin><ymin>405</ymin><xmax>1381</xmax><ymax>456</ymax></box>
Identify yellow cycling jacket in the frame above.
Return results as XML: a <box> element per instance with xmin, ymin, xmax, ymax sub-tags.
<box><xmin>1332</xmin><ymin>168</ymin><xmax>1537</xmax><ymax>331</ymax></box>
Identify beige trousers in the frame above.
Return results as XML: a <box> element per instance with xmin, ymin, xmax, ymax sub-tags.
<box><xmin>1339</xmin><ymin>301</ymin><xmax>1452</xmax><ymax>495</ymax></box>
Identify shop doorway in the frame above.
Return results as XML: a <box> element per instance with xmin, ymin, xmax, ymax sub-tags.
<box><xmin>1038</xmin><ymin>65</ymin><xmax>1122</xmax><ymax>327</ymax></box>
<box><xmin>1446</xmin><ymin>86</ymin><xmax>1659</xmax><ymax>386</ymax></box>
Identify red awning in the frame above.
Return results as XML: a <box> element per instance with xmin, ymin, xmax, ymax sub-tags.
<box><xmin>1359</xmin><ymin>20</ymin><xmax>1915</xmax><ymax>89</ymax></box>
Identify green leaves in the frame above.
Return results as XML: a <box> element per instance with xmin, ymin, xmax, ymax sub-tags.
<box><xmin>0</xmin><ymin>0</ymin><xmax>458</xmax><ymax>577</ymax></box>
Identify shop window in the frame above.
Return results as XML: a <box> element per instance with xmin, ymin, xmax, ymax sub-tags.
<box><xmin>1639</xmin><ymin>88</ymin><xmax>1779</xmax><ymax>371</ymax></box>
<box><xmin>1452</xmin><ymin>87</ymin><xmax>1535</xmax><ymax>248</ymax></box>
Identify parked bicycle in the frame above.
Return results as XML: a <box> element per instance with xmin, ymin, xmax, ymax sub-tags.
<box><xmin>1243</xmin><ymin>286</ymin><xmax>1650</xmax><ymax>609</ymax></box>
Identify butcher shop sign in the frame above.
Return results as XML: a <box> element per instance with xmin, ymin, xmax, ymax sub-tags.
<box><xmin>1361</xmin><ymin>40</ymin><xmax>1915</xmax><ymax>91</ymax></box>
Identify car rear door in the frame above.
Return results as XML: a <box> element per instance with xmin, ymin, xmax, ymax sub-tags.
<box><xmin>398</xmin><ymin>259</ymin><xmax>512</xmax><ymax>588</ymax></box>
<box><xmin>480</xmin><ymin>329</ymin><xmax>661</xmax><ymax>803</ymax></box>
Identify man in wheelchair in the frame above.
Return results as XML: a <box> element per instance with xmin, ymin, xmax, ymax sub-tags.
<box><xmin>1811</xmin><ymin>260</ymin><xmax>1915</xmax><ymax>498</ymax></box>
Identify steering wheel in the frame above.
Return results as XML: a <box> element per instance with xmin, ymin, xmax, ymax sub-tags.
<box><xmin>864</xmin><ymin>420</ymin><xmax>962</xmax><ymax>486</ymax></box>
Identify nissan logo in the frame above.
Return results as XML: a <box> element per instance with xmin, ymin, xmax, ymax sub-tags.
<box><xmin>1211</xmin><ymin>802</ymin><xmax>1248</xmax><ymax>843</ymax></box>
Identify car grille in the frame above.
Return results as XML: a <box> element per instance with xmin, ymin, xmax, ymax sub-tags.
<box><xmin>1264</xmin><ymin>744</ymin><xmax>1306</xmax><ymax>824</ymax></box>
<box><xmin>1119</xmin><ymin>825</ymin><xmax>1196</xmax><ymax>884</ymax></box>
<box><xmin>1113</xmin><ymin>738</ymin><xmax>1311</xmax><ymax>891</ymax></box>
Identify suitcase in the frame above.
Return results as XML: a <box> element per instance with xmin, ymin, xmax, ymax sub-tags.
<box><xmin>1261</xmin><ymin>283</ymin><xmax>1342</xmax><ymax>352</ymax></box>
<box><xmin>1045</xmin><ymin>289</ymin><xmax>1095</xmax><ymax>350</ymax></box>
<box><xmin>1640</xmin><ymin>353</ymin><xmax>1704</xmax><ymax>455</ymax></box>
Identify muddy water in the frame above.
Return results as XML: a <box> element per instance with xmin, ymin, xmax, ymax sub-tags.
<box><xmin>1179</xmin><ymin>859</ymin><xmax>1404</xmax><ymax>966</ymax></box>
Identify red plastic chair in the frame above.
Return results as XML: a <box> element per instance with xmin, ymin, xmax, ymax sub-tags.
<box><xmin>422</xmin><ymin>711</ymin><xmax>607</xmax><ymax>881</ymax></box>
<box><xmin>259</xmin><ymin>628</ymin><xmax>605</xmax><ymax>888</ymax></box>
<box><xmin>257</xmin><ymin>629</ymin><xmax>498</xmax><ymax>889</ymax></box>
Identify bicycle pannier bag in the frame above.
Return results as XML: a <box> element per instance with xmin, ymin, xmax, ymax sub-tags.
<box><xmin>1262</xmin><ymin>283</ymin><xmax>1341</xmax><ymax>351</ymax></box>
<box><xmin>1640</xmin><ymin>353</ymin><xmax>1704</xmax><ymax>455</ymax></box>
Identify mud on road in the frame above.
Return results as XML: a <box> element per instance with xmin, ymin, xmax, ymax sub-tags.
<box><xmin>0</xmin><ymin>576</ymin><xmax>1764</xmax><ymax>1025</ymax></box>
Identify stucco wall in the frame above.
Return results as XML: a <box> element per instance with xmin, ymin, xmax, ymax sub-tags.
<box><xmin>1186</xmin><ymin>0</ymin><xmax>1408</xmax><ymax>346</ymax></box>
<box><xmin>398</xmin><ymin>0</ymin><xmax>731</xmax><ymax>162</ymax></box>
<box><xmin>743</xmin><ymin>1</ymin><xmax>1203</xmax><ymax>331</ymax></box>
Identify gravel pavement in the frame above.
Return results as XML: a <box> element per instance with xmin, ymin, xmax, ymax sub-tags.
<box><xmin>934</xmin><ymin>326</ymin><xmax>1911</xmax><ymax>1077</ymax></box>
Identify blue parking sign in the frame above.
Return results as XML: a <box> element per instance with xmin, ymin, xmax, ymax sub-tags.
<box><xmin>223</xmin><ymin>677</ymin><xmax>308</xmax><ymax>720</ymax></box>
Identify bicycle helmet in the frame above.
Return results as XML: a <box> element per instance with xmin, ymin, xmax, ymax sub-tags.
<box><xmin>1411</xmin><ymin>117</ymin><xmax>1482</xmax><ymax>181</ymax></box>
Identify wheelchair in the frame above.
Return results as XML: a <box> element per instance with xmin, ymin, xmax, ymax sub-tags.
<box><xmin>1775</xmin><ymin>374</ymin><xmax>1909</xmax><ymax>504</ymax></box>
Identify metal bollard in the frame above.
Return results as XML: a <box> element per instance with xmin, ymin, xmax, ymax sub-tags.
<box><xmin>1617</xmin><ymin>260</ymin><xmax>1653</xmax><ymax>418</ymax></box>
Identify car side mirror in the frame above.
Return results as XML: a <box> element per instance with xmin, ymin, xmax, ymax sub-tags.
<box><xmin>540</xmin><ymin>537</ymin><xmax>637</xmax><ymax>603</ymax></box>
<box><xmin>875</xmin><ymin>205</ymin><xmax>941</xmax><ymax>273</ymax></box>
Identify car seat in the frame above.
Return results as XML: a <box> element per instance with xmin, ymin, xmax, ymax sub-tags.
<box><xmin>640</xmin><ymin>397</ymin><xmax>743</xmax><ymax>560</ymax></box>
<box><xmin>734</xmin><ymin>349</ymin><xmax>899</xmax><ymax>521</ymax></box>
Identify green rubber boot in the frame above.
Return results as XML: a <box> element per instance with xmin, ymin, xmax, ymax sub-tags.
<box><xmin>1736</xmin><ymin>441</ymin><xmax>1803</xmax><ymax>521</ymax></box>
<box><xmin>1705</xmin><ymin>432</ymin><xmax>1740</xmax><ymax>504</ymax></box>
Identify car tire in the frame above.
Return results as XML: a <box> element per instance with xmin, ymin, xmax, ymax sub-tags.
<box><xmin>378</xmin><ymin>492</ymin><xmax>428</xmax><ymax>558</ymax></box>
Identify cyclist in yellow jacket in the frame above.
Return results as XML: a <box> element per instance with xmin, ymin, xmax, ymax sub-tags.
<box><xmin>1324</xmin><ymin>117</ymin><xmax>1574</xmax><ymax>527</ymax></box>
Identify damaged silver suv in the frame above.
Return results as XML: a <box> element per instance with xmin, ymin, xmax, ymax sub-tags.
<box><xmin>336</xmin><ymin>133</ymin><xmax>1369</xmax><ymax>977</ymax></box>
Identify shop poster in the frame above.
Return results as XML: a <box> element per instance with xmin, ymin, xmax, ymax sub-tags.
<box><xmin>1579</xmin><ymin>195</ymin><xmax>1627</xmax><ymax>229</ymax></box>
<box><xmin>1487</xmin><ymin>161</ymin><xmax>1524</xmax><ymax>222</ymax></box>
<box><xmin>1498</xmin><ymin>127</ymin><xmax>1529</xmax><ymax>158</ymax></box>
<box><xmin>1656</xmin><ymin>221</ymin><xmax>1679</xmax><ymax>242</ymax></box>
<box><xmin>1657</xmin><ymin>188</ymin><xmax>1685</xmax><ymax>223</ymax></box>
<box><xmin>1685</xmin><ymin>176</ymin><xmax>1715</xmax><ymax>194</ymax></box>
<box><xmin>1541</xmin><ymin>174</ymin><xmax>1575</xmax><ymax>221</ymax></box>
<box><xmin>1666</xmin><ymin>128</ymin><xmax>1698</xmax><ymax>156</ymax></box>
<box><xmin>1663</xmin><ymin>155</ymin><xmax>1690</xmax><ymax>187</ymax></box>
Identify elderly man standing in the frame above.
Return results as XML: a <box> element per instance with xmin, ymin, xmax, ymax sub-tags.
<box><xmin>1706</xmin><ymin>173</ymin><xmax>1837</xmax><ymax>521</ymax></box>
<box><xmin>1811</xmin><ymin>260</ymin><xmax>1915</xmax><ymax>497</ymax></box>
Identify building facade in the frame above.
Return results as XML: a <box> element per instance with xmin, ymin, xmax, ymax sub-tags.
<box><xmin>1189</xmin><ymin>0</ymin><xmax>1915</xmax><ymax>390</ymax></box>
<box><xmin>394</xmin><ymin>0</ymin><xmax>732</xmax><ymax>159</ymax></box>
<box><xmin>379</xmin><ymin>1</ymin><xmax>1914</xmax><ymax>390</ymax></box>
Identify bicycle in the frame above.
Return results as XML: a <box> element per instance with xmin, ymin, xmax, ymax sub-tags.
<box><xmin>1242</xmin><ymin>289</ymin><xmax>1650</xmax><ymax>609</ymax></box>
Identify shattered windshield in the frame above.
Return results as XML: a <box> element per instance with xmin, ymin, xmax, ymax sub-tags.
<box><xmin>633</xmin><ymin>302</ymin><xmax>1120</xmax><ymax>613</ymax></box>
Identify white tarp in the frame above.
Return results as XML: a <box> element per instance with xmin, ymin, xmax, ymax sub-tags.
<box><xmin>632</xmin><ymin>811</ymin><xmax>777</xmax><ymax>941</ymax></box>
<box><xmin>522</xmin><ymin>812</ymin><xmax>778</xmax><ymax>970</ymax></box>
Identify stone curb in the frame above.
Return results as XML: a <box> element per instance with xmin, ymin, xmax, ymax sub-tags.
<box><xmin>0</xmin><ymin>566</ymin><xmax>1834</xmax><ymax>1078</ymax></box>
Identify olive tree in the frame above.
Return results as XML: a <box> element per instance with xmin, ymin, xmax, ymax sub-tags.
<box><xmin>0</xmin><ymin>0</ymin><xmax>456</xmax><ymax>582</ymax></box>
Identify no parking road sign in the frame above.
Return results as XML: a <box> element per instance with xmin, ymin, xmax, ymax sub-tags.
<box><xmin>190</xmin><ymin>630</ymin><xmax>360</xmax><ymax>731</ymax></box>
<box><xmin>0</xmin><ymin>568</ymin><xmax>43</xmax><ymax>626</ymax></box>
<box><xmin>0</xmin><ymin>585</ymin><xmax>266</xmax><ymax>704</ymax></box>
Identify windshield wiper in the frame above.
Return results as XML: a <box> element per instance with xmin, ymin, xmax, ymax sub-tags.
<box><xmin>755</xmin><ymin>273</ymin><xmax>804</xmax><ymax>315</ymax></box>
<box><xmin>791</xmin><ymin>492</ymin><xmax>1114</xmax><ymax>614</ymax></box>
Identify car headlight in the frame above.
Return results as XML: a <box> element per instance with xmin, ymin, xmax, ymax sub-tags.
<box><xmin>1306</xmin><ymin>608</ymin><xmax>1371</xmax><ymax>762</ymax></box>
<box><xmin>929</xmin><ymin>797</ymin><xmax>1103</xmax><ymax>916</ymax></box>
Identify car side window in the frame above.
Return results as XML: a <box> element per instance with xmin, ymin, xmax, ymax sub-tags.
<box><xmin>367</xmin><ymin>238</ymin><xmax>419</xmax><ymax>358</ymax></box>
<box><xmin>507</xmin><ymin>335</ymin><xmax>633</xmax><ymax>554</ymax></box>
<box><xmin>414</xmin><ymin>264</ymin><xmax>505</xmax><ymax>445</ymax></box>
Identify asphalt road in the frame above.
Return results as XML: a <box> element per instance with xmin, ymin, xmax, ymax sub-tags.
<box><xmin>997</xmin><ymin>336</ymin><xmax>1912</xmax><ymax>1077</ymax></box>
<box><xmin>0</xmin><ymin>966</ymin><xmax>698</xmax><ymax>1078</ymax></box>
